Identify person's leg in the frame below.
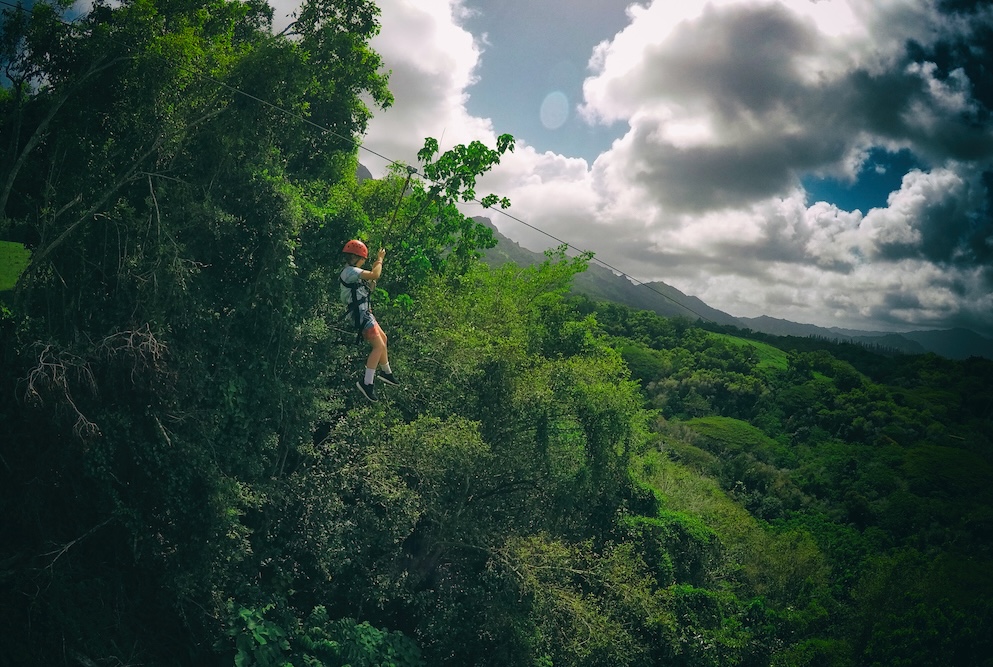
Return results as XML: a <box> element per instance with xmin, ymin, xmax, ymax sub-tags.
<box><xmin>374</xmin><ymin>329</ymin><xmax>400</xmax><ymax>385</ymax></box>
<box><xmin>356</xmin><ymin>325</ymin><xmax>384</xmax><ymax>401</ymax></box>
<box><xmin>365</xmin><ymin>332</ymin><xmax>386</xmax><ymax>372</ymax></box>
<box><xmin>377</xmin><ymin>329</ymin><xmax>389</xmax><ymax>370</ymax></box>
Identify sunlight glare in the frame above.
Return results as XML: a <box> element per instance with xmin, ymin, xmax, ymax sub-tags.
<box><xmin>540</xmin><ymin>91</ymin><xmax>571</xmax><ymax>130</ymax></box>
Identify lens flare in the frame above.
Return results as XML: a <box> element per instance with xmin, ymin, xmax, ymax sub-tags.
<box><xmin>540</xmin><ymin>91</ymin><xmax>570</xmax><ymax>130</ymax></box>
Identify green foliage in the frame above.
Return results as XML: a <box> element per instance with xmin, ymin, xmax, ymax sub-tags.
<box><xmin>353</xmin><ymin>137</ymin><xmax>516</xmax><ymax>302</ymax></box>
<box><xmin>224</xmin><ymin>604</ymin><xmax>423</xmax><ymax>667</ymax></box>
<box><xmin>852</xmin><ymin>550</ymin><xmax>993</xmax><ymax>666</ymax></box>
<box><xmin>678</xmin><ymin>417</ymin><xmax>804</xmax><ymax>519</ymax></box>
<box><xmin>902</xmin><ymin>444</ymin><xmax>993</xmax><ymax>500</ymax></box>
<box><xmin>417</xmin><ymin>133</ymin><xmax>515</xmax><ymax>207</ymax></box>
<box><xmin>618</xmin><ymin>340</ymin><xmax>669</xmax><ymax>385</ymax></box>
<box><xmin>0</xmin><ymin>0</ymin><xmax>403</xmax><ymax>663</ymax></box>
<box><xmin>602</xmin><ymin>297</ymin><xmax>993</xmax><ymax>665</ymax></box>
<box><xmin>623</xmin><ymin>512</ymin><xmax>720</xmax><ymax>586</ymax></box>
<box><xmin>226</xmin><ymin>605</ymin><xmax>291</xmax><ymax>667</ymax></box>
<box><xmin>633</xmin><ymin>449</ymin><xmax>830</xmax><ymax>609</ymax></box>
<box><xmin>684</xmin><ymin>416</ymin><xmax>791</xmax><ymax>464</ymax></box>
<box><xmin>597</xmin><ymin>308</ymin><xmax>773</xmax><ymax>421</ymax></box>
<box><xmin>709</xmin><ymin>332</ymin><xmax>789</xmax><ymax>374</ymax></box>
<box><xmin>0</xmin><ymin>239</ymin><xmax>30</xmax><ymax>290</ymax></box>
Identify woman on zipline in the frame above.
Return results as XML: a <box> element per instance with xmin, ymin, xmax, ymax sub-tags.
<box><xmin>340</xmin><ymin>239</ymin><xmax>399</xmax><ymax>402</ymax></box>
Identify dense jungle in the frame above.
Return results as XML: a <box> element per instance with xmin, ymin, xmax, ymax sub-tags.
<box><xmin>2</xmin><ymin>1</ymin><xmax>991</xmax><ymax>665</ymax></box>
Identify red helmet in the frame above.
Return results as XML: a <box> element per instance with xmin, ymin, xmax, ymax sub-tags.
<box><xmin>342</xmin><ymin>239</ymin><xmax>368</xmax><ymax>258</ymax></box>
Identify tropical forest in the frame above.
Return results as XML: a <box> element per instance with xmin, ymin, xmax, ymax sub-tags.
<box><xmin>1</xmin><ymin>1</ymin><xmax>991</xmax><ymax>665</ymax></box>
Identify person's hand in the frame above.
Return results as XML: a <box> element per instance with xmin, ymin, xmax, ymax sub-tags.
<box><xmin>376</xmin><ymin>248</ymin><xmax>386</xmax><ymax>262</ymax></box>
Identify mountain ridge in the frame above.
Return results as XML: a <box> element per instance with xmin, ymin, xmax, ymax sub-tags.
<box><xmin>475</xmin><ymin>216</ymin><xmax>993</xmax><ymax>360</ymax></box>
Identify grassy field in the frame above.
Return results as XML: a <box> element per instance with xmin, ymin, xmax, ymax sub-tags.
<box><xmin>0</xmin><ymin>241</ymin><xmax>31</xmax><ymax>291</ymax></box>
<box><xmin>634</xmin><ymin>448</ymin><xmax>828</xmax><ymax>600</ymax></box>
<box><xmin>709</xmin><ymin>332</ymin><xmax>788</xmax><ymax>373</ymax></box>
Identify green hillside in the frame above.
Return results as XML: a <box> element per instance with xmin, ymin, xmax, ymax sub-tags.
<box><xmin>709</xmin><ymin>332</ymin><xmax>789</xmax><ymax>373</ymax></box>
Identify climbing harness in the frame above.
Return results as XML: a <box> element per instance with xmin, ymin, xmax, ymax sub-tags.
<box><xmin>339</xmin><ymin>266</ymin><xmax>372</xmax><ymax>344</ymax></box>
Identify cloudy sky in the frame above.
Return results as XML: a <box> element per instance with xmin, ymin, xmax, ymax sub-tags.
<box><xmin>276</xmin><ymin>0</ymin><xmax>993</xmax><ymax>337</ymax></box>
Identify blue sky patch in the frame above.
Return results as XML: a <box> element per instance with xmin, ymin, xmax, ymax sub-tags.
<box><xmin>802</xmin><ymin>148</ymin><xmax>926</xmax><ymax>213</ymax></box>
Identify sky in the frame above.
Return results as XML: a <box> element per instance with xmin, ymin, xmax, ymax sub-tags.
<box><xmin>267</xmin><ymin>0</ymin><xmax>993</xmax><ymax>337</ymax></box>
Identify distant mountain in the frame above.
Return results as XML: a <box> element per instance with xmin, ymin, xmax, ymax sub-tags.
<box><xmin>476</xmin><ymin>216</ymin><xmax>548</xmax><ymax>268</ymax></box>
<box><xmin>475</xmin><ymin>217</ymin><xmax>741</xmax><ymax>325</ymax></box>
<box><xmin>740</xmin><ymin>316</ymin><xmax>993</xmax><ymax>360</ymax></box>
<box><xmin>474</xmin><ymin>218</ymin><xmax>993</xmax><ymax>361</ymax></box>
<box><xmin>850</xmin><ymin>333</ymin><xmax>929</xmax><ymax>355</ymax></box>
<box><xmin>901</xmin><ymin>328</ymin><xmax>993</xmax><ymax>360</ymax></box>
<box><xmin>356</xmin><ymin>163</ymin><xmax>374</xmax><ymax>182</ymax></box>
<box><xmin>737</xmin><ymin>315</ymin><xmax>927</xmax><ymax>351</ymax></box>
<box><xmin>590</xmin><ymin>276</ymin><xmax>743</xmax><ymax>326</ymax></box>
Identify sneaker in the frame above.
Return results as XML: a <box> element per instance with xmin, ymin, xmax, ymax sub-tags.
<box><xmin>377</xmin><ymin>371</ymin><xmax>400</xmax><ymax>386</ymax></box>
<box><xmin>356</xmin><ymin>380</ymin><xmax>378</xmax><ymax>402</ymax></box>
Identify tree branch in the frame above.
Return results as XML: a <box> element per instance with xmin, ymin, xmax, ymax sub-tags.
<box><xmin>0</xmin><ymin>55</ymin><xmax>126</xmax><ymax>217</ymax></box>
<box><xmin>25</xmin><ymin>137</ymin><xmax>166</xmax><ymax>275</ymax></box>
<box><xmin>41</xmin><ymin>517</ymin><xmax>114</xmax><ymax>570</ymax></box>
<box><xmin>465</xmin><ymin>476</ymin><xmax>544</xmax><ymax>505</ymax></box>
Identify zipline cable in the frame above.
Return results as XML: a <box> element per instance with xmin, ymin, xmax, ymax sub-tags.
<box><xmin>382</xmin><ymin>165</ymin><xmax>417</xmax><ymax>247</ymax></box>
<box><xmin>481</xmin><ymin>207</ymin><xmax>713</xmax><ymax>323</ymax></box>
<box><xmin>0</xmin><ymin>0</ymin><xmax>718</xmax><ymax>325</ymax></box>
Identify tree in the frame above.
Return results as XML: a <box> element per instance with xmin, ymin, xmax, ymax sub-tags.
<box><xmin>0</xmin><ymin>0</ymin><xmax>396</xmax><ymax>662</ymax></box>
<box><xmin>351</xmin><ymin>134</ymin><xmax>515</xmax><ymax>303</ymax></box>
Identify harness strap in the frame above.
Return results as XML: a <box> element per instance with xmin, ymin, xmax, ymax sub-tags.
<box><xmin>340</xmin><ymin>275</ymin><xmax>369</xmax><ymax>343</ymax></box>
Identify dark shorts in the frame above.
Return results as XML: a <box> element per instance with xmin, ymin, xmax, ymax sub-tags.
<box><xmin>360</xmin><ymin>311</ymin><xmax>383</xmax><ymax>341</ymax></box>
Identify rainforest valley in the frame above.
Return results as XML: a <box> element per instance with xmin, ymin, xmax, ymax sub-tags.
<box><xmin>2</xmin><ymin>1</ymin><xmax>991</xmax><ymax>665</ymax></box>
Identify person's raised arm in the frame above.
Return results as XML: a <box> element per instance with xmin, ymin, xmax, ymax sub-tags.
<box><xmin>360</xmin><ymin>247</ymin><xmax>386</xmax><ymax>281</ymax></box>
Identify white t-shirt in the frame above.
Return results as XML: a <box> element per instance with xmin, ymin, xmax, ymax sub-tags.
<box><xmin>339</xmin><ymin>265</ymin><xmax>370</xmax><ymax>313</ymax></box>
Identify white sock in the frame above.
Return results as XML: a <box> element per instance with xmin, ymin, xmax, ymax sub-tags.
<box><xmin>364</xmin><ymin>367</ymin><xmax>376</xmax><ymax>384</ymax></box>
<box><xmin>380</xmin><ymin>362</ymin><xmax>392</xmax><ymax>375</ymax></box>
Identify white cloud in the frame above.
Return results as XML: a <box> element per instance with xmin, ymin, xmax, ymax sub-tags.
<box><xmin>359</xmin><ymin>0</ymin><xmax>497</xmax><ymax>175</ymax></box>
<box><xmin>582</xmin><ymin>1</ymin><xmax>992</xmax><ymax>209</ymax></box>
<box><xmin>802</xmin><ymin>201</ymin><xmax>865</xmax><ymax>269</ymax></box>
<box><xmin>903</xmin><ymin>63</ymin><xmax>978</xmax><ymax>135</ymax></box>
<box><xmin>274</xmin><ymin>0</ymin><xmax>993</xmax><ymax>336</ymax></box>
<box><xmin>862</xmin><ymin>168</ymin><xmax>954</xmax><ymax>257</ymax></box>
